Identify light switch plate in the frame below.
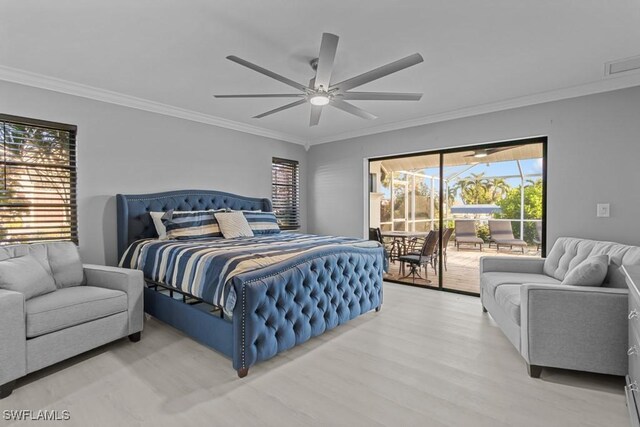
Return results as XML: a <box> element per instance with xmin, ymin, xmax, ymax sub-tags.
<box><xmin>597</xmin><ymin>203</ymin><xmax>610</xmax><ymax>218</ymax></box>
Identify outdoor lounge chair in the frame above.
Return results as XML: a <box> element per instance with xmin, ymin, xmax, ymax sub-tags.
<box><xmin>489</xmin><ymin>220</ymin><xmax>528</xmax><ymax>253</ymax></box>
<box><xmin>454</xmin><ymin>220</ymin><xmax>484</xmax><ymax>251</ymax></box>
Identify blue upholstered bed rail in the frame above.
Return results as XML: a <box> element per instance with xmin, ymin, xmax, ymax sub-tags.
<box><xmin>230</xmin><ymin>246</ymin><xmax>383</xmax><ymax>371</ymax></box>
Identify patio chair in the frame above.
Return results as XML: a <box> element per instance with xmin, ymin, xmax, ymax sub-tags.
<box><xmin>369</xmin><ymin>227</ymin><xmax>399</xmax><ymax>264</ymax></box>
<box><xmin>399</xmin><ymin>230</ymin><xmax>438</xmax><ymax>283</ymax></box>
<box><xmin>440</xmin><ymin>228</ymin><xmax>454</xmax><ymax>271</ymax></box>
<box><xmin>488</xmin><ymin>220</ymin><xmax>528</xmax><ymax>253</ymax></box>
<box><xmin>454</xmin><ymin>220</ymin><xmax>484</xmax><ymax>251</ymax></box>
<box><xmin>533</xmin><ymin>222</ymin><xmax>543</xmax><ymax>251</ymax></box>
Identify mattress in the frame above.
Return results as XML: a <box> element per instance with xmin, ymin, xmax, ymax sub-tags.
<box><xmin>119</xmin><ymin>233</ymin><xmax>381</xmax><ymax>315</ymax></box>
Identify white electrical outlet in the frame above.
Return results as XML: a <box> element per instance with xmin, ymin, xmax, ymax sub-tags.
<box><xmin>597</xmin><ymin>203</ymin><xmax>610</xmax><ymax>218</ymax></box>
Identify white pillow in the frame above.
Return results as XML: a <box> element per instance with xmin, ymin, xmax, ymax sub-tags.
<box><xmin>214</xmin><ymin>211</ymin><xmax>254</xmax><ymax>238</ymax></box>
<box><xmin>561</xmin><ymin>255</ymin><xmax>609</xmax><ymax>287</ymax></box>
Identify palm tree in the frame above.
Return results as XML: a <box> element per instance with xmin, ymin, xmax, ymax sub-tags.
<box><xmin>453</xmin><ymin>173</ymin><xmax>491</xmax><ymax>204</ymax></box>
<box><xmin>487</xmin><ymin>178</ymin><xmax>511</xmax><ymax>203</ymax></box>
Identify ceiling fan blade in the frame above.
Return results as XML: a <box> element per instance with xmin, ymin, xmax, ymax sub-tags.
<box><xmin>226</xmin><ymin>55</ymin><xmax>308</xmax><ymax>92</ymax></box>
<box><xmin>310</xmin><ymin>105</ymin><xmax>322</xmax><ymax>126</ymax></box>
<box><xmin>330</xmin><ymin>53</ymin><xmax>424</xmax><ymax>92</ymax></box>
<box><xmin>253</xmin><ymin>99</ymin><xmax>307</xmax><ymax>119</ymax></box>
<box><xmin>342</xmin><ymin>92</ymin><xmax>422</xmax><ymax>101</ymax></box>
<box><xmin>330</xmin><ymin>99</ymin><xmax>377</xmax><ymax>120</ymax></box>
<box><xmin>314</xmin><ymin>33</ymin><xmax>339</xmax><ymax>90</ymax></box>
<box><xmin>214</xmin><ymin>94</ymin><xmax>305</xmax><ymax>98</ymax></box>
<box><xmin>487</xmin><ymin>146</ymin><xmax>515</xmax><ymax>154</ymax></box>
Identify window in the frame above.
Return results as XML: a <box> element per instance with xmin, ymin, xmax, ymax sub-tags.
<box><xmin>271</xmin><ymin>157</ymin><xmax>300</xmax><ymax>230</ymax></box>
<box><xmin>1</xmin><ymin>114</ymin><xmax>78</xmax><ymax>244</ymax></box>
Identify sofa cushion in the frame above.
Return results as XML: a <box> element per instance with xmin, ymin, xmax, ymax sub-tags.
<box><xmin>44</xmin><ymin>242</ymin><xmax>84</xmax><ymax>288</ymax></box>
<box><xmin>25</xmin><ymin>286</ymin><xmax>127</xmax><ymax>338</ymax></box>
<box><xmin>544</xmin><ymin>237</ymin><xmax>640</xmax><ymax>287</ymax></box>
<box><xmin>561</xmin><ymin>255</ymin><xmax>608</xmax><ymax>287</ymax></box>
<box><xmin>481</xmin><ymin>272</ymin><xmax>560</xmax><ymax>298</ymax></box>
<box><xmin>0</xmin><ymin>254</ymin><xmax>57</xmax><ymax>300</ymax></box>
<box><xmin>0</xmin><ymin>241</ymin><xmax>84</xmax><ymax>289</ymax></box>
<box><xmin>494</xmin><ymin>284</ymin><xmax>522</xmax><ymax>325</ymax></box>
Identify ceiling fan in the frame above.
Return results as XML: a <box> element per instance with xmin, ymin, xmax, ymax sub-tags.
<box><xmin>214</xmin><ymin>33</ymin><xmax>424</xmax><ymax>126</ymax></box>
<box><xmin>465</xmin><ymin>147</ymin><xmax>515</xmax><ymax>158</ymax></box>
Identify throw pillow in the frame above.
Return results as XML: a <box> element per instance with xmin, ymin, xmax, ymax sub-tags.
<box><xmin>561</xmin><ymin>255</ymin><xmax>609</xmax><ymax>287</ymax></box>
<box><xmin>162</xmin><ymin>210</ymin><xmax>225</xmax><ymax>240</ymax></box>
<box><xmin>215</xmin><ymin>211</ymin><xmax>255</xmax><ymax>238</ymax></box>
<box><xmin>242</xmin><ymin>211</ymin><xmax>281</xmax><ymax>235</ymax></box>
<box><xmin>0</xmin><ymin>254</ymin><xmax>57</xmax><ymax>299</ymax></box>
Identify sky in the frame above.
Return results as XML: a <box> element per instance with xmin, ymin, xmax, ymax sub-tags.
<box><xmin>377</xmin><ymin>158</ymin><xmax>543</xmax><ymax>201</ymax></box>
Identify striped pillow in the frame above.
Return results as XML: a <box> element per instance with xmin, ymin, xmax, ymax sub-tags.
<box><xmin>162</xmin><ymin>210</ymin><xmax>225</xmax><ymax>240</ymax></box>
<box><xmin>243</xmin><ymin>211</ymin><xmax>281</xmax><ymax>235</ymax></box>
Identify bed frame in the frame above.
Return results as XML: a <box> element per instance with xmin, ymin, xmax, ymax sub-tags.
<box><xmin>116</xmin><ymin>189</ymin><xmax>384</xmax><ymax>377</ymax></box>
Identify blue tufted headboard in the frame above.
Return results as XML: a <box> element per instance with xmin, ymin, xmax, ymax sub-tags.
<box><xmin>116</xmin><ymin>189</ymin><xmax>272</xmax><ymax>260</ymax></box>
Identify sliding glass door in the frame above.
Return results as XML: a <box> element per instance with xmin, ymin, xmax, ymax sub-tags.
<box><xmin>369</xmin><ymin>137</ymin><xmax>546</xmax><ymax>295</ymax></box>
<box><xmin>370</xmin><ymin>153</ymin><xmax>441</xmax><ymax>288</ymax></box>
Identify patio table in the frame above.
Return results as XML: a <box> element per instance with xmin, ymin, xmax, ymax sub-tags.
<box><xmin>380</xmin><ymin>231</ymin><xmax>432</xmax><ymax>256</ymax></box>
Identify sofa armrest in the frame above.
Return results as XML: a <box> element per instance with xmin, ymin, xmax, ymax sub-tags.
<box><xmin>0</xmin><ymin>289</ymin><xmax>26</xmax><ymax>385</ymax></box>
<box><xmin>83</xmin><ymin>264</ymin><xmax>144</xmax><ymax>335</ymax></box>
<box><xmin>520</xmin><ymin>283</ymin><xmax>628</xmax><ymax>375</ymax></box>
<box><xmin>479</xmin><ymin>256</ymin><xmax>545</xmax><ymax>274</ymax></box>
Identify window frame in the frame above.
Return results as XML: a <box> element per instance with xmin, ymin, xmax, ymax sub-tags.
<box><xmin>271</xmin><ymin>157</ymin><xmax>300</xmax><ymax>230</ymax></box>
<box><xmin>0</xmin><ymin>113</ymin><xmax>78</xmax><ymax>245</ymax></box>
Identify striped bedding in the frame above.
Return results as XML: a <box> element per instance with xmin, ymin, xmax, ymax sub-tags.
<box><xmin>119</xmin><ymin>233</ymin><xmax>381</xmax><ymax>315</ymax></box>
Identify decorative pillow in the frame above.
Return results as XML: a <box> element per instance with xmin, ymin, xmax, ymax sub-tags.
<box><xmin>45</xmin><ymin>241</ymin><xmax>85</xmax><ymax>288</ymax></box>
<box><xmin>151</xmin><ymin>209</ymin><xmax>216</xmax><ymax>239</ymax></box>
<box><xmin>243</xmin><ymin>211</ymin><xmax>280</xmax><ymax>235</ymax></box>
<box><xmin>162</xmin><ymin>210</ymin><xmax>225</xmax><ymax>240</ymax></box>
<box><xmin>0</xmin><ymin>254</ymin><xmax>57</xmax><ymax>299</ymax></box>
<box><xmin>150</xmin><ymin>211</ymin><xmax>169</xmax><ymax>239</ymax></box>
<box><xmin>561</xmin><ymin>255</ymin><xmax>609</xmax><ymax>287</ymax></box>
<box><xmin>215</xmin><ymin>211</ymin><xmax>254</xmax><ymax>238</ymax></box>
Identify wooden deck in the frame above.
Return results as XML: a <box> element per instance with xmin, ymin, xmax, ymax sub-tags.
<box><xmin>385</xmin><ymin>245</ymin><xmax>541</xmax><ymax>294</ymax></box>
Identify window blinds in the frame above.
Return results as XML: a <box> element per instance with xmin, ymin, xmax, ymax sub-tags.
<box><xmin>0</xmin><ymin>115</ymin><xmax>78</xmax><ymax>244</ymax></box>
<box><xmin>271</xmin><ymin>157</ymin><xmax>300</xmax><ymax>230</ymax></box>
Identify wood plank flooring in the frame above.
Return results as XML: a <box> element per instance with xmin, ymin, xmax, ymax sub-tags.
<box><xmin>0</xmin><ymin>283</ymin><xmax>627</xmax><ymax>427</ymax></box>
<box><xmin>386</xmin><ymin>245</ymin><xmax>541</xmax><ymax>294</ymax></box>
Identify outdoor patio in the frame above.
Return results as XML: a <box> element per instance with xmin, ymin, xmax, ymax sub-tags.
<box><xmin>384</xmin><ymin>243</ymin><xmax>540</xmax><ymax>294</ymax></box>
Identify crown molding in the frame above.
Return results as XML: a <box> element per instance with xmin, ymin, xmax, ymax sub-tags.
<box><xmin>309</xmin><ymin>72</ymin><xmax>640</xmax><ymax>146</ymax></box>
<box><xmin>3</xmin><ymin>64</ymin><xmax>640</xmax><ymax>148</ymax></box>
<box><xmin>0</xmin><ymin>65</ymin><xmax>307</xmax><ymax>146</ymax></box>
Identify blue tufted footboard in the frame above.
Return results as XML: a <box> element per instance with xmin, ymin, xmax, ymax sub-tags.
<box><xmin>230</xmin><ymin>246</ymin><xmax>384</xmax><ymax>375</ymax></box>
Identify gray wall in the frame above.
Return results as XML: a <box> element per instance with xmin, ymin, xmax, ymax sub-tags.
<box><xmin>307</xmin><ymin>86</ymin><xmax>640</xmax><ymax>248</ymax></box>
<box><xmin>0</xmin><ymin>80</ymin><xmax>308</xmax><ymax>266</ymax></box>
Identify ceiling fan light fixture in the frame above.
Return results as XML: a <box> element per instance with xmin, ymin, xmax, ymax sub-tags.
<box><xmin>309</xmin><ymin>94</ymin><xmax>330</xmax><ymax>106</ymax></box>
<box><xmin>473</xmin><ymin>151</ymin><xmax>488</xmax><ymax>158</ymax></box>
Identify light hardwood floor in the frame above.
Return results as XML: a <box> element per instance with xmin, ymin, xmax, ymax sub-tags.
<box><xmin>0</xmin><ymin>283</ymin><xmax>627</xmax><ymax>427</ymax></box>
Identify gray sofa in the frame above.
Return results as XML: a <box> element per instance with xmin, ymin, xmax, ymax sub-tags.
<box><xmin>480</xmin><ymin>237</ymin><xmax>640</xmax><ymax>378</ymax></box>
<box><xmin>0</xmin><ymin>242</ymin><xmax>144</xmax><ymax>398</ymax></box>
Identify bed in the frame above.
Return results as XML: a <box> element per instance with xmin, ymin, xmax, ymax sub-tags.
<box><xmin>116</xmin><ymin>189</ymin><xmax>384</xmax><ymax>377</ymax></box>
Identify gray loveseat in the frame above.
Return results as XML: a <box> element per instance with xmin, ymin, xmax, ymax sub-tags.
<box><xmin>0</xmin><ymin>242</ymin><xmax>144</xmax><ymax>398</ymax></box>
<box><xmin>480</xmin><ymin>237</ymin><xmax>640</xmax><ymax>378</ymax></box>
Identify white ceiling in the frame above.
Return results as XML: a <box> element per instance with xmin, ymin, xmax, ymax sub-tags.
<box><xmin>2</xmin><ymin>0</ymin><xmax>640</xmax><ymax>146</ymax></box>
